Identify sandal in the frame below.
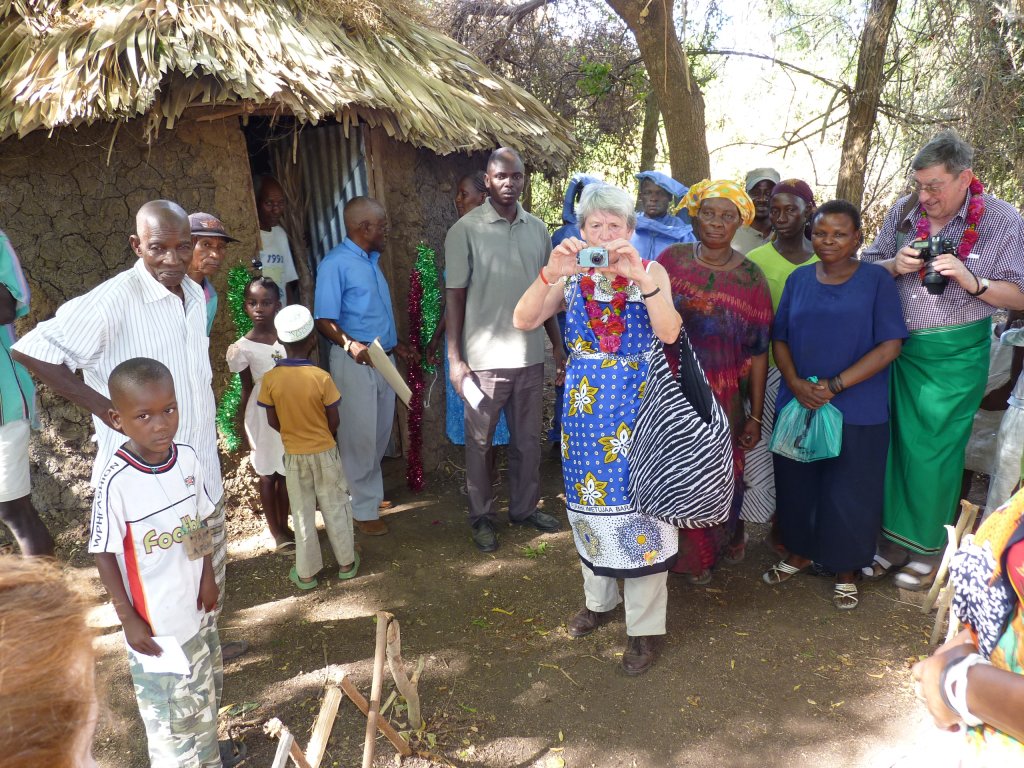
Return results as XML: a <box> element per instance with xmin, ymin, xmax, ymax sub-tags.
<box><xmin>832</xmin><ymin>582</ymin><xmax>859</xmax><ymax>610</ymax></box>
<box><xmin>684</xmin><ymin>569</ymin><xmax>713</xmax><ymax>586</ymax></box>
<box><xmin>860</xmin><ymin>554</ymin><xmax>908</xmax><ymax>581</ymax></box>
<box><xmin>274</xmin><ymin>539</ymin><xmax>296</xmax><ymax>554</ymax></box>
<box><xmin>722</xmin><ymin>532</ymin><xmax>749</xmax><ymax>565</ymax></box>
<box><xmin>338</xmin><ymin>552</ymin><xmax>361</xmax><ymax>581</ymax></box>
<box><xmin>289</xmin><ymin>566</ymin><xmax>318</xmax><ymax>590</ymax></box>
<box><xmin>893</xmin><ymin>561</ymin><xmax>937</xmax><ymax>592</ymax></box>
<box><xmin>762</xmin><ymin>560</ymin><xmax>807</xmax><ymax>585</ymax></box>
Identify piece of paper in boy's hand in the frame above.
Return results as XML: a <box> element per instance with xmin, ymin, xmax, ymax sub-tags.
<box><xmin>462</xmin><ymin>378</ymin><xmax>485</xmax><ymax>410</ymax></box>
<box><xmin>128</xmin><ymin>636</ymin><xmax>191</xmax><ymax>676</ymax></box>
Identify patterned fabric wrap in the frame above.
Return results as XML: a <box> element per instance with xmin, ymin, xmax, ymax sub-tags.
<box><xmin>560</xmin><ymin>272</ymin><xmax>678</xmax><ymax>578</ymax></box>
<box><xmin>949</xmin><ymin>489</ymin><xmax>1024</xmax><ymax>762</ymax></box>
<box><xmin>628</xmin><ymin>327</ymin><xmax>734</xmax><ymax>528</ymax></box>
<box><xmin>678</xmin><ymin>179</ymin><xmax>756</xmax><ymax>227</ymax></box>
<box><xmin>951</xmin><ymin>490</ymin><xmax>1024</xmax><ymax>656</ymax></box>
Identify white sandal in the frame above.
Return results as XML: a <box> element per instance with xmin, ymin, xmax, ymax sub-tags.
<box><xmin>893</xmin><ymin>561</ymin><xmax>936</xmax><ymax>591</ymax></box>
<box><xmin>833</xmin><ymin>582</ymin><xmax>859</xmax><ymax>610</ymax></box>
<box><xmin>762</xmin><ymin>560</ymin><xmax>805</xmax><ymax>585</ymax></box>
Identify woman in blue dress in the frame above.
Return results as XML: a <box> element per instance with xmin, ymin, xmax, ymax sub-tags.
<box><xmin>762</xmin><ymin>200</ymin><xmax>907</xmax><ymax>609</ymax></box>
<box><xmin>513</xmin><ymin>184</ymin><xmax>682</xmax><ymax>675</ymax></box>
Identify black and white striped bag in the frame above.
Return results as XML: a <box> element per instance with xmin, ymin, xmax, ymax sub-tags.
<box><xmin>628</xmin><ymin>330</ymin><xmax>734</xmax><ymax>528</ymax></box>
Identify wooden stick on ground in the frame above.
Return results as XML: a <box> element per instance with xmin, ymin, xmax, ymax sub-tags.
<box><xmin>923</xmin><ymin>500</ymin><xmax>980</xmax><ymax>615</ymax></box>
<box><xmin>305</xmin><ymin>684</ymin><xmax>343</xmax><ymax>768</ymax></box>
<box><xmin>340</xmin><ymin>675</ymin><xmax>412</xmax><ymax>757</ymax></box>
<box><xmin>264</xmin><ymin>718</ymin><xmax>313</xmax><ymax>768</ymax></box>
<box><xmin>386</xmin><ymin>617</ymin><xmax>425</xmax><ymax>730</ymax></box>
<box><xmin>363</xmin><ymin>611</ymin><xmax>391</xmax><ymax>768</ymax></box>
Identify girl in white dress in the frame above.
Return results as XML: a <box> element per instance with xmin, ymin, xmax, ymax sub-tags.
<box><xmin>226</xmin><ymin>277</ymin><xmax>292</xmax><ymax>550</ymax></box>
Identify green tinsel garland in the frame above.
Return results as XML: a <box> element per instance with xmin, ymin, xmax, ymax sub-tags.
<box><xmin>215</xmin><ymin>265</ymin><xmax>254</xmax><ymax>451</ymax></box>
<box><xmin>414</xmin><ymin>243</ymin><xmax>442</xmax><ymax>374</ymax></box>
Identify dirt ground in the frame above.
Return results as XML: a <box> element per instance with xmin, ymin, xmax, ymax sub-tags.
<box><xmin>73</xmin><ymin>453</ymin><xmax>971</xmax><ymax>768</ymax></box>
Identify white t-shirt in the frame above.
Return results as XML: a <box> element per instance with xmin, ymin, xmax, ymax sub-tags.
<box><xmin>89</xmin><ymin>443</ymin><xmax>215</xmax><ymax>645</ymax></box>
<box><xmin>259</xmin><ymin>226</ymin><xmax>299</xmax><ymax>306</ymax></box>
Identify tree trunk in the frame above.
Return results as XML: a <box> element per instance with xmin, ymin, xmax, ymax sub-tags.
<box><xmin>606</xmin><ymin>0</ymin><xmax>709</xmax><ymax>183</ymax></box>
<box><xmin>639</xmin><ymin>89</ymin><xmax>660</xmax><ymax>172</ymax></box>
<box><xmin>835</xmin><ymin>0</ymin><xmax>899</xmax><ymax>207</ymax></box>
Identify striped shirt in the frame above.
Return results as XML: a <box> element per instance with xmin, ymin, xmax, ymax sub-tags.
<box><xmin>88</xmin><ymin>442</ymin><xmax>214</xmax><ymax>644</ymax></box>
<box><xmin>862</xmin><ymin>193</ymin><xmax>1024</xmax><ymax>331</ymax></box>
<box><xmin>0</xmin><ymin>231</ymin><xmax>35</xmax><ymax>425</ymax></box>
<box><xmin>12</xmin><ymin>259</ymin><xmax>222</xmax><ymax>501</ymax></box>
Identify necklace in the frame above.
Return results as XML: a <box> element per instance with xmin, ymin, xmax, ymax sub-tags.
<box><xmin>914</xmin><ymin>175</ymin><xmax>985</xmax><ymax>259</ymax></box>
<box><xmin>579</xmin><ymin>271</ymin><xmax>629</xmax><ymax>354</ymax></box>
<box><xmin>695</xmin><ymin>243</ymin><xmax>734</xmax><ymax>268</ymax></box>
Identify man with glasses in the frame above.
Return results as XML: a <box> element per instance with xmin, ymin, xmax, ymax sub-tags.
<box><xmin>862</xmin><ymin>129</ymin><xmax>1024</xmax><ymax>588</ymax></box>
<box><xmin>731</xmin><ymin>168</ymin><xmax>780</xmax><ymax>254</ymax></box>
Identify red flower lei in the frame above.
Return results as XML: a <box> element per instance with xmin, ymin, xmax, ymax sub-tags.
<box><xmin>914</xmin><ymin>175</ymin><xmax>985</xmax><ymax>259</ymax></box>
<box><xmin>580</xmin><ymin>271</ymin><xmax>629</xmax><ymax>354</ymax></box>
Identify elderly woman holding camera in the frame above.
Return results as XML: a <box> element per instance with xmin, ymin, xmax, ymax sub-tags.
<box><xmin>513</xmin><ymin>184</ymin><xmax>681</xmax><ymax>675</ymax></box>
<box><xmin>657</xmin><ymin>180</ymin><xmax>773</xmax><ymax>585</ymax></box>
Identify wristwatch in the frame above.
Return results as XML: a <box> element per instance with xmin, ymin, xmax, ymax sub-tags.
<box><xmin>970</xmin><ymin>277</ymin><xmax>990</xmax><ymax>297</ymax></box>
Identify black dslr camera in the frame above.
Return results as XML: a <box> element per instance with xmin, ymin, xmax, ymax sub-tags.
<box><xmin>909</xmin><ymin>235</ymin><xmax>958</xmax><ymax>295</ymax></box>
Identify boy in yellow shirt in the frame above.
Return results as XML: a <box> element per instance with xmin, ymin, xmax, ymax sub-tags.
<box><xmin>259</xmin><ymin>305</ymin><xmax>357</xmax><ymax>588</ymax></box>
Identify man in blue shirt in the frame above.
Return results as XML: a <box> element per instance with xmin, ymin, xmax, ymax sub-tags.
<box><xmin>314</xmin><ymin>197</ymin><xmax>410</xmax><ymax>536</ymax></box>
<box><xmin>631</xmin><ymin>171</ymin><xmax>695</xmax><ymax>261</ymax></box>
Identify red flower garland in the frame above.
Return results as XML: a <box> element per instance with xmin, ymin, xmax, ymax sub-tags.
<box><xmin>914</xmin><ymin>175</ymin><xmax>985</xmax><ymax>259</ymax></box>
<box><xmin>580</xmin><ymin>272</ymin><xmax>629</xmax><ymax>354</ymax></box>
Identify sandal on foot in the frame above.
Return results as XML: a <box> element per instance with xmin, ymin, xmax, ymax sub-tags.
<box><xmin>684</xmin><ymin>569</ymin><xmax>713</xmax><ymax>586</ymax></box>
<box><xmin>762</xmin><ymin>560</ymin><xmax>807</xmax><ymax>585</ymax></box>
<box><xmin>289</xmin><ymin>566</ymin><xmax>318</xmax><ymax>590</ymax></box>
<box><xmin>893</xmin><ymin>561</ymin><xmax>936</xmax><ymax>592</ymax></box>
<box><xmin>833</xmin><ymin>582</ymin><xmax>859</xmax><ymax>610</ymax></box>
<box><xmin>860</xmin><ymin>554</ymin><xmax>908</xmax><ymax>581</ymax></box>
<box><xmin>274</xmin><ymin>538</ymin><xmax>296</xmax><ymax>554</ymax></box>
<box><xmin>338</xmin><ymin>552</ymin><xmax>361</xmax><ymax>581</ymax></box>
<box><xmin>723</xmin><ymin>532</ymin><xmax>749</xmax><ymax>565</ymax></box>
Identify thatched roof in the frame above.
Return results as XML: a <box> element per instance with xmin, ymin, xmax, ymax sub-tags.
<box><xmin>0</xmin><ymin>0</ymin><xmax>574</xmax><ymax>168</ymax></box>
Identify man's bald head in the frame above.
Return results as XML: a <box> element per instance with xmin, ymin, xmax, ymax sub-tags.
<box><xmin>344</xmin><ymin>197</ymin><xmax>388</xmax><ymax>254</ymax></box>
<box><xmin>256</xmin><ymin>176</ymin><xmax>286</xmax><ymax>230</ymax></box>
<box><xmin>136</xmin><ymin>200</ymin><xmax>189</xmax><ymax>238</ymax></box>
<box><xmin>130</xmin><ymin>200</ymin><xmax>192</xmax><ymax>295</ymax></box>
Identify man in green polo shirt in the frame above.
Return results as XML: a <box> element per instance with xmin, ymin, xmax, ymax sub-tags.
<box><xmin>445</xmin><ymin>147</ymin><xmax>565</xmax><ymax>552</ymax></box>
<box><xmin>0</xmin><ymin>230</ymin><xmax>53</xmax><ymax>556</ymax></box>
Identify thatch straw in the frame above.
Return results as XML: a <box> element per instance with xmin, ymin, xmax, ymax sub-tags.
<box><xmin>0</xmin><ymin>0</ymin><xmax>574</xmax><ymax>169</ymax></box>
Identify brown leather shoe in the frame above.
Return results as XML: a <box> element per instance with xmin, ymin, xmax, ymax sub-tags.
<box><xmin>567</xmin><ymin>607</ymin><xmax>613</xmax><ymax>638</ymax></box>
<box><xmin>355</xmin><ymin>519</ymin><xmax>389</xmax><ymax>536</ymax></box>
<box><xmin>622</xmin><ymin>635</ymin><xmax>661</xmax><ymax>676</ymax></box>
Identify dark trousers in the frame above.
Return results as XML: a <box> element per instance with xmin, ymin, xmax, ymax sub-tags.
<box><xmin>465</xmin><ymin>364</ymin><xmax>544</xmax><ymax>524</ymax></box>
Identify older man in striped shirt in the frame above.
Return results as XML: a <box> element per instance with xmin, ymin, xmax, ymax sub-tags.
<box><xmin>11</xmin><ymin>200</ymin><xmax>241</xmax><ymax>682</ymax></box>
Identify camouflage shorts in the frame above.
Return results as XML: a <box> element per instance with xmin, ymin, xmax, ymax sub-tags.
<box><xmin>129</xmin><ymin>614</ymin><xmax>221</xmax><ymax>767</ymax></box>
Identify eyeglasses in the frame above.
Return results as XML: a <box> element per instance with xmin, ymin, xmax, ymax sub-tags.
<box><xmin>698</xmin><ymin>209</ymin><xmax>739</xmax><ymax>225</ymax></box>
<box><xmin>910</xmin><ymin>179</ymin><xmax>950</xmax><ymax>195</ymax></box>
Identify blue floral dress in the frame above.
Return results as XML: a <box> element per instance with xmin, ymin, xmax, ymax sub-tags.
<box><xmin>561</xmin><ymin>271</ymin><xmax>678</xmax><ymax>577</ymax></box>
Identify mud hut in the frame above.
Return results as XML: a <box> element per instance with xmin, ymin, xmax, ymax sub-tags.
<box><xmin>0</xmin><ymin>0</ymin><xmax>573</xmax><ymax>533</ymax></box>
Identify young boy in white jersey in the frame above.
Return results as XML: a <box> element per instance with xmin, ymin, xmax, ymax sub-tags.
<box><xmin>89</xmin><ymin>357</ymin><xmax>222</xmax><ymax>768</ymax></box>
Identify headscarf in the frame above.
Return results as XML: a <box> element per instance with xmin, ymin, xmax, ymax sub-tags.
<box><xmin>635</xmin><ymin>170</ymin><xmax>689</xmax><ymax>203</ymax></box>
<box><xmin>771</xmin><ymin>179</ymin><xmax>815</xmax><ymax>207</ymax></box>
<box><xmin>561</xmin><ymin>173</ymin><xmax>602</xmax><ymax>225</ymax></box>
<box><xmin>676</xmin><ymin>179</ymin><xmax>756</xmax><ymax>227</ymax></box>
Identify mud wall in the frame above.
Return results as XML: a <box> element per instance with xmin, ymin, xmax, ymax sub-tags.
<box><xmin>367</xmin><ymin>131</ymin><xmax>486</xmax><ymax>471</ymax></box>
<box><xmin>0</xmin><ymin>118</ymin><xmax>259</xmax><ymax>539</ymax></box>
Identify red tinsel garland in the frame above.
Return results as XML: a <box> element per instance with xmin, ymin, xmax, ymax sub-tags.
<box><xmin>406</xmin><ymin>270</ymin><xmax>426</xmax><ymax>491</ymax></box>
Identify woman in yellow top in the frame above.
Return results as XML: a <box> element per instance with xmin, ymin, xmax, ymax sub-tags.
<box><xmin>742</xmin><ymin>180</ymin><xmax>818</xmax><ymax>548</ymax></box>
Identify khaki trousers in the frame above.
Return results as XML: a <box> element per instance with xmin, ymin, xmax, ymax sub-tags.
<box><xmin>581</xmin><ymin>562</ymin><xmax>668</xmax><ymax>636</ymax></box>
<box><xmin>285</xmin><ymin>447</ymin><xmax>355</xmax><ymax>579</ymax></box>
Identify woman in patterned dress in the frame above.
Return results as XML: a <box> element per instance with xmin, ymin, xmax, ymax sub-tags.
<box><xmin>513</xmin><ymin>184</ymin><xmax>682</xmax><ymax>675</ymax></box>
<box><xmin>658</xmin><ymin>180</ymin><xmax>773</xmax><ymax>585</ymax></box>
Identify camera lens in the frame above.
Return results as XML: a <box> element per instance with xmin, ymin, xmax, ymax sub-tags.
<box><xmin>594</xmin><ymin>254</ymin><xmax>604</xmax><ymax>265</ymax></box>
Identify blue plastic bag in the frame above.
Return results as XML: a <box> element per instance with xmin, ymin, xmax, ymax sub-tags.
<box><xmin>769</xmin><ymin>379</ymin><xmax>843</xmax><ymax>463</ymax></box>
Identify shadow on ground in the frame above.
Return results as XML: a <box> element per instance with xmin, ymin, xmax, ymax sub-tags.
<box><xmin>81</xmin><ymin>456</ymin><xmax>949</xmax><ymax>768</ymax></box>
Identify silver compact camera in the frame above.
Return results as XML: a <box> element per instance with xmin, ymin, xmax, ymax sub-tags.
<box><xmin>577</xmin><ymin>246</ymin><xmax>608</xmax><ymax>268</ymax></box>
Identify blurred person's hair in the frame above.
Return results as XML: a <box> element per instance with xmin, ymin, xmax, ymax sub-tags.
<box><xmin>0</xmin><ymin>556</ymin><xmax>96</xmax><ymax>767</ymax></box>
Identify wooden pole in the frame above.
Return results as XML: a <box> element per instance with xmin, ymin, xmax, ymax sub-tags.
<box><xmin>305</xmin><ymin>684</ymin><xmax>343</xmax><ymax>768</ymax></box>
<box><xmin>362</xmin><ymin>612</ymin><xmax>391</xmax><ymax>768</ymax></box>
<box><xmin>386</xmin><ymin>618</ymin><xmax>424</xmax><ymax>730</ymax></box>
<box><xmin>340</xmin><ymin>676</ymin><xmax>412</xmax><ymax>757</ymax></box>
